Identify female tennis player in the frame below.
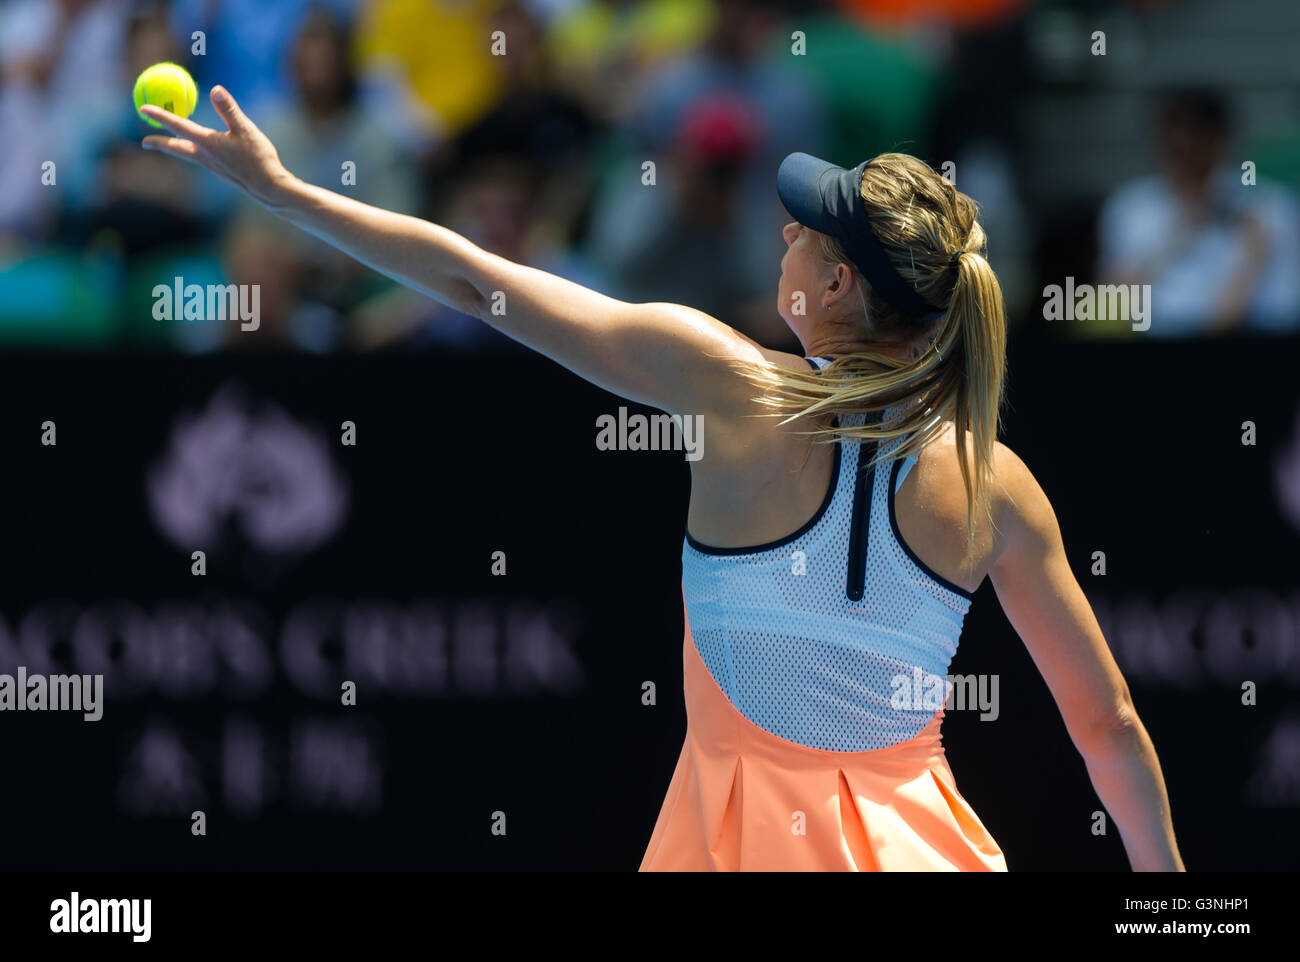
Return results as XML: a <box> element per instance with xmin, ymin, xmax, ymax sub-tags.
<box><xmin>141</xmin><ymin>87</ymin><xmax>1184</xmax><ymax>872</ymax></box>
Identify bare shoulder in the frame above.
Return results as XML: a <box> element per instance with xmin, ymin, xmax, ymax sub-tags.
<box><xmin>751</xmin><ymin>345</ymin><xmax>818</xmax><ymax>375</ymax></box>
<box><xmin>990</xmin><ymin>441</ymin><xmax>1037</xmax><ymax>500</ymax></box>
<box><xmin>708</xmin><ymin>343</ymin><xmax>820</xmax><ymax>428</ymax></box>
<box><xmin>988</xmin><ymin>440</ymin><xmax>1061</xmax><ymax>566</ymax></box>
<box><xmin>695</xmin><ymin>333</ymin><xmax>814</xmax><ymax>420</ymax></box>
<box><xmin>913</xmin><ymin>429</ymin><xmax>1059</xmax><ymax>570</ymax></box>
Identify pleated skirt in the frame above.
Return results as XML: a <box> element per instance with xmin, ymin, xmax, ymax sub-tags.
<box><xmin>640</xmin><ymin>601</ymin><xmax>1008</xmax><ymax>872</ymax></box>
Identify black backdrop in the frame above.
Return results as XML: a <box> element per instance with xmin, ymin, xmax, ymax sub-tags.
<box><xmin>1</xmin><ymin>334</ymin><xmax>1296</xmax><ymax>870</ymax></box>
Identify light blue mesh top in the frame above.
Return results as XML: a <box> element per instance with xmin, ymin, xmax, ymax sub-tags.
<box><xmin>681</xmin><ymin>357</ymin><xmax>974</xmax><ymax>751</ymax></box>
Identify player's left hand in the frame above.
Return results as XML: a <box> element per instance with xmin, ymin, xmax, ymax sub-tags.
<box><xmin>141</xmin><ymin>85</ymin><xmax>295</xmax><ymax>208</ymax></box>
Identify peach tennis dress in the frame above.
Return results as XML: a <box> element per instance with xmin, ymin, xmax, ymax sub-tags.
<box><xmin>640</xmin><ymin>356</ymin><xmax>1007</xmax><ymax>871</ymax></box>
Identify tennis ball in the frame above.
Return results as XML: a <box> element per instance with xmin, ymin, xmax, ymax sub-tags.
<box><xmin>133</xmin><ymin>62</ymin><xmax>199</xmax><ymax>128</ymax></box>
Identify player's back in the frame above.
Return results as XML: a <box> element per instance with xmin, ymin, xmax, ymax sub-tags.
<box><xmin>680</xmin><ymin>355</ymin><xmax>1014</xmax><ymax>751</ymax></box>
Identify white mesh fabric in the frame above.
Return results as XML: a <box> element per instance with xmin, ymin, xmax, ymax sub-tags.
<box><xmin>682</xmin><ymin>360</ymin><xmax>972</xmax><ymax>751</ymax></box>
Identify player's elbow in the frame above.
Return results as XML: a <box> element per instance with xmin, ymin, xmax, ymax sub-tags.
<box><xmin>1077</xmin><ymin>697</ymin><xmax>1145</xmax><ymax>757</ymax></box>
<box><xmin>452</xmin><ymin>275</ymin><xmax>490</xmax><ymax>319</ymax></box>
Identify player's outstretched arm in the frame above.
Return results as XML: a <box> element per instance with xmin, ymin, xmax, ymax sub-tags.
<box><xmin>141</xmin><ymin>86</ymin><xmax>769</xmax><ymax>417</ymax></box>
<box><xmin>988</xmin><ymin>446</ymin><xmax>1185</xmax><ymax>871</ymax></box>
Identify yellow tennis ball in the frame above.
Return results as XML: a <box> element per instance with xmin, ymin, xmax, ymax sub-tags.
<box><xmin>133</xmin><ymin>62</ymin><xmax>198</xmax><ymax>128</ymax></box>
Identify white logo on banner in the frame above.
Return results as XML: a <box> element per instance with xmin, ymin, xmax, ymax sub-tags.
<box><xmin>147</xmin><ymin>384</ymin><xmax>349</xmax><ymax>558</ymax></box>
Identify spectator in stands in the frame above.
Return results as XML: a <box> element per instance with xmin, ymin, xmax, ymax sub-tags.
<box><xmin>428</xmin><ymin>0</ymin><xmax>601</xmax><ymax>250</ymax></box>
<box><xmin>0</xmin><ymin>0</ymin><xmax>128</xmax><ymax>243</ymax></box>
<box><xmin>1098</xmin><ymin>88</ymin><xmax>1300</xmax><ymax>336</ymax></box>
<box><xmin>70</xmin><ymin>6</ymin><xmax>212</xmax><ymax>257</ymax></box>
<box><xmin>542</xmin><ymin>0</ymin><xmax>715</xmax><ymax>124</ymax></box>
<box><xmin>587</xmin><ymin>0</ymin><xmax>826</xmax><ymax>346</ymax></box>
<box><xmin>625</xmin><ymin>0</ymin><xmax>823</xmax><ymax>171</ymax></box>
<box><xmin>587</xmin><ymin>92</ymin><xmax>782</xmax><ymax>341</ymax></box>
<box><xmin>353</xmin><ymin>0</ymin><xmax>506</xmax><ymax>151</ymax></box>
<box><xmin>225</xmin><ymin>8</ymin><xmax>421</xmax><ymax>350</ymax></box>
<box><xmin>170</xmin><ymin>0</ymin><xmax>363</xmax><ymax>116</ymax></box>
<box><xmin>350</xmin><ymin>154</ymin><xmax>609</xmax><ymax>350</ymax></box>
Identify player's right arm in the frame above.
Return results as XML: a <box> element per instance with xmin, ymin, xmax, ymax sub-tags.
<box><xmin>139</xmin><ymin>87</ymin><xmax>775</xmax><ymax>420</ymax></box>
<box><xmin>988</xmin><ymin>445</ymin><xmax>1185</xmax><ymax>871</ymax></box>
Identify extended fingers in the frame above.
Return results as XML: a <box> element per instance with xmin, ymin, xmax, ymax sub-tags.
<box><xmin>141</xmin><ymin>135</ymin><xmax>202</xmax><ymax>162</ymax></box>
<box><xmin>138</xmin><ymin>104</ymin><xmax>214</xmax><ymax>142</ymax></box>
<box><xmin>209</xmin><ymin>85</ymin><xmax>253</xmax><ymax>135</ymax></box>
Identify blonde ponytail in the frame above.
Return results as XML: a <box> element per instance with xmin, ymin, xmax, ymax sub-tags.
<box><xmin>737</xmin><ymin>153</ymin><xmax>1008</xmax><ymax>554</ymax></box>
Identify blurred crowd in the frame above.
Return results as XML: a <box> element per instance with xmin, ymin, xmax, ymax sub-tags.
<box><xmin>0</xmin><ymin>0</ymin><xmax>1296</xmax><ymax>350</ymax></box>
<box><xmin>1096</xmin><ymin>88</ymin><xmax>1300</xmax><ymax>336</ymax></box>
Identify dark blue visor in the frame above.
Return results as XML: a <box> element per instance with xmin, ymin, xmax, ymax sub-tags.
<box><xmin>777</xmin><ymin>152</ymin><xmax>946</xmax><ymax>324</ymax></box>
